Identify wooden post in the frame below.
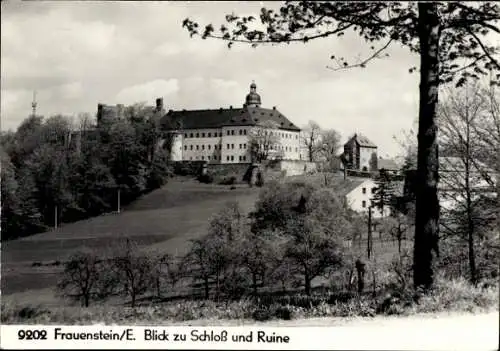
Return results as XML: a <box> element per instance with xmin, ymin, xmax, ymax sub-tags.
<box><xmin>367</xmin><ymin>206</ymin><xmax>372</xmax><ymax>259</ymax></box>
<box><xmin>54</xmin><ymin>205</ymin><xmax>58</xmax><ymax>229</ymax></box>
<box><xmin>117</xmin><ymin>188</ymin><xmax>121</xmax><ymax>213</ymax></box>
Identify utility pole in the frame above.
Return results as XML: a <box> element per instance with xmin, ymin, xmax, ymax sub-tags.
<box><xmin>367</xmin><ymin>206</ymin><xmax>373</xmax><ymax>259</ymax></box>
<box><xmin>54</xmin><ymin>205</ymin><xmax>58</xmax><ymax>229</ymax></box>
<box><xmin>117</xmin><ymin>187</ymin><xmax>121</xmax><ymax>213</ymax></box>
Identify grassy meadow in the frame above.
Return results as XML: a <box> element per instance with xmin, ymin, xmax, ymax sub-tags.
<box><xmin>1</xmin><ymin>178</ymin><xmax>260</xmax><ymax>299</ymax></box>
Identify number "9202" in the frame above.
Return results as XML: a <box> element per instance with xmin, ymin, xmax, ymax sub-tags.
<box><xmin>18</xmin><ymin>330</ymin><xmax>48</xmax><ymax>340</ymax></box>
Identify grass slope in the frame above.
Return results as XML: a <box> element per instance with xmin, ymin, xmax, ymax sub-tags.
<box><xmin>1</xmin><ymin>178</ymin><xmax>260</xmax><ymax>296</ymax></box>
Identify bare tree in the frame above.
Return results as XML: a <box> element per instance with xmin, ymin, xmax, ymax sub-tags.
<box><xmin>438</xmin><ymin>82</ymin><xmax>498</xmax><ymax>284</ymax></box>
<box><xmin>301</xmin><ymin>120</ymin><xmax>322</xmax><ymax>162</ymax></box>
<box><xmin>112</xmin><ymin>239</ymin><xmax>155</xmax><ymax>308</ymax></box>
<box><xmin>183</xmin><ymin>1</ymin><xmax>500</xmax><ymax>290</ymax></box>
<box><xmin>249</xmin><ymin>120</ymin><xmax>282</xmax><ymax>162</ymax></box>
<box><xmin>57</xmin><ymin>250</ymin><xmax>118</xmax><ymax>307</ymax></box>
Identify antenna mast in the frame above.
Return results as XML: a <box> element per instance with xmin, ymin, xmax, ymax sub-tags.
<box><xmin>31</xmin><ymin>91</ymin><xmax>38</xmax><ymax>117</ymax></box>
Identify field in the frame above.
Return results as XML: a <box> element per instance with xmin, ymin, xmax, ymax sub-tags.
<box><xmin>1</xmin><ymin>178</ymin><xmax>261</xmax><ymax>302</ymax></box>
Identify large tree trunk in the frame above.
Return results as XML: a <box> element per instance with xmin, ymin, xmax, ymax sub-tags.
<box><xmin>413</xmin><ymin>3</ymin><xmax>441</xmax><ymax>291</ymax></box>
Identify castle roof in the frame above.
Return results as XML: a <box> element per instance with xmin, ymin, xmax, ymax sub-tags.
<box><xmin>346</xmin><ymin>133</ymin><xmax>377</xmax><ymax>148</ymax></box>
<box><xmin>161</xmin><ymin>106</ymin><xmax>301</xmax><ymax>131</ymax></box>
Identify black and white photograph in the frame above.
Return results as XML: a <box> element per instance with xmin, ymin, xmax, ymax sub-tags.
<box><xmin>1</xmin><ymin>1</ymin><xmax>499</xmax><ymax>350</ymax></box>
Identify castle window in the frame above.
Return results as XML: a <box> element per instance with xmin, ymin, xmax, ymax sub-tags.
<box><xmin>184</xmin><ymin>133</ymin><xmax>188</xmax><ymax>138</ymax></box>
<box><xmin>239</xmin><ymin>144</ymin><xmax>242</xmax><ymax>149</ymax></box>
<box><xmin>227</xmin><ymin>130</ymin><xmax>230</xmax><ymax>136</ymax></box>
<box><xmin>242</xmin><ymin>156</ymin><xmax>246</xmax><ymax>161</ymax></box>
<box><xmin>362</xmin><ymin>188</ymin><xmax>366</xmax><ymax>194</ymax></box>
<box><xmin>190</xmin><ymin>145</ymin><xmax>193</xmax><ymax>150</ymax></box>
<box><xmin>201</xmin><ymin>156</ymin><xmax>205</xmax><ymax>160</ymax></box>
<box><xmin>208</xmin><ymin>145</ymin><xmax>211</xmax><ymax>150</ymax></box>
<box><xmin>190</xmin><ymin>133</ymin><xmax>193</xmax><ymax>138</ymax></box>
<box><xmin>243</xmin><ymin>143</ymin><xmax>247</xmax><ymax>149</ymax></box>
<box><xmin>372</xmin><ymin>188</ymin><xmax>376</xmax><ymax>194</ymax></box>
<box><xmin>184</xmin><ymin>146</ymin><xmax>187</xmax><ymax>151</ymax></box>
<box><xmin>208</xmin><ymin>156</ymin><xmax>211</xmax><ymax>160</ymax></box>
<box><xmin>227</xmin><ymin>156</ymin><xmax>230</xmax><ymax>161</ymax></box>
<box><xmin>214</xmin><ymin>144</ymin><xmax>217</xmax><ymax>150</ymax></box>
<box><xmin>231</xmin><ymin>155</ymin><xmax>234</xmax><ymax>161</ymax></box>
<box><xmin>208</xmin><ymin>132</ymin><xmax>211</xmax><ymax>137</ymax></box>
<box><xmin>196</xmin><ymin>133</ymin><xmax>199</xmax><ymax>138</ymax></box>
<box><xmin>219</xmin><ymin>132</ymin><xmax>223</xmax><ymax>137</ymax></box>
<box><xmin>227</xmin><ymin>144</ymin><xmax>230</xmax><ymax>149</ymax></box>
<box><xmin>243</xmin><ymin>129</ymin><xmax>247</xmax><ymax>135</ymax></box>
<box><xmin>231</xmin><ymin>144</ymin><xmax>234</xmax><ymax>149</ymax></box>
<box><xmin>196</xmin><ymin>145</ymin><xmax>199</xmax><ymax>150</ymax></box>
<box><xmin>362</xmin><ymin>201</ymin><xmax>366</xmax><ymax>208</ymax></box>
<box><xmin>190</xmin><ymin>157</ymin><xmax>193</xmax><ymax>160</ymax></box>
<box><xmin>239</xmin><ymin>156</ymin><xmax>242</xmax><ymax>161</ymax></box>
<box><xmin>202</xmin><ymin>145</ymin><xmax>205</xmax><ymax>150</ymax></box>
<box><xmin>202</xmin><ymin>133</ymin><xmax>206</xmax><ymax>137</ymax></box>
<box><xmin>239</xmin><ymin>129</ymin><xmax>243</xmax><ymax>135</ymax></box>
<box><xmin>231</xmin><ymin>130</ymin><xmax>235</xmax><ymax>135</ymax></box>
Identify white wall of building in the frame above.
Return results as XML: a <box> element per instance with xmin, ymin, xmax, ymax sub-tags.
<box><xmin>175</xmin><ymin>126</ymin><xmax>301</xmax><ymax>164</ymax></box>
<box><xmin>346</xmin><ymin>179</ymin><xmax>390</xmax><ymax>218</ymax></box>
<box><xmin>359</xmin><ymin>147</ymin><xmax>377</xmax><ymax>171</ymax></box>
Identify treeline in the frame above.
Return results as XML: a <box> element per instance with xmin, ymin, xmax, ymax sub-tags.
<box><xmin>1</xmin><ymin>105</ymin><xmax>173</xmax><ymax>241</ymax></box>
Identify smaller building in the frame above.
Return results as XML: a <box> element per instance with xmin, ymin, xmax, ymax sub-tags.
<box><xmin>342</xmin><ymin>133</ymin><xmax>378</xmax><ymax>172</ymax></box>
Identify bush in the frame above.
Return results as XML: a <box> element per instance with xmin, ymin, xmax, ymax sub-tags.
<box><xmin>255</xmin><ymin>171</ymin><xmax>264</xmax><ymax>187</ymax></box>
<box><xmin>198</xmin><ymin>174</ymin><xmax>214</xmax><ymax>184</ymax></box>
<box><xmin>219</xmin><ymin>175</ymin><xmax>237</xmax><ymax>185</ymax></box>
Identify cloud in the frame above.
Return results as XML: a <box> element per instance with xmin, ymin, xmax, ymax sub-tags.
<box><xmin>115</xmin><ymin>79</ymin><xmax>179</xmax><ymax>105</ymax></box>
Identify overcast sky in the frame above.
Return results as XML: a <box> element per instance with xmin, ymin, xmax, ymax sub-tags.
<box><xmin>1</xmin><ymin>1</ymin><xmax>422</xmax><ymax>157</ymax></box>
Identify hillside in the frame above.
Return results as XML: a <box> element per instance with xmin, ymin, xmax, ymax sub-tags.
<box><xmin>1</xmin><ymin>178</ymin><xmax>260</xmax><ymax>296</ymax></box>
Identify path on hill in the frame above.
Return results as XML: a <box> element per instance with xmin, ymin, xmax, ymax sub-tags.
<box><xmin>171</xmin><ymin>311</ymin><xmax>499</xmax><ymax>351</ymax></box>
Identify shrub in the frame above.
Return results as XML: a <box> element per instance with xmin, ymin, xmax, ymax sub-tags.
<box><xmin>219</xmin><ymin>175</ymin><xmax>237</xmax><ymax>185</ymax></box>
<box><xmin>255</xmin><ymin>171</ymin><xmax>264</xmax><ymax>187</ymax></box>
<box><xmin>198</xmin><ymin>174</ymin><xmax>214</xmax><ymax>184</ymax></box>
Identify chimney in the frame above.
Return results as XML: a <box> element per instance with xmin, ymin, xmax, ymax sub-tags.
<box><xmin>156</xmin><ymin>98</ymin><xmax>163</xmax><ymax>111</ymax></box>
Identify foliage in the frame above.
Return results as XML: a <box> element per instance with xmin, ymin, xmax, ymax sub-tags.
<box><xmin>0</xmin><ymin>104</ymin><xmax>173</xmax><ymax>241</ymax></box>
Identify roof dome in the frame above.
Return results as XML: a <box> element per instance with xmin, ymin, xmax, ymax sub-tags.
<box><xmin>245</xmin><ymin>81</ymin><xmax>261</xmax><ymax>107</ymax></box>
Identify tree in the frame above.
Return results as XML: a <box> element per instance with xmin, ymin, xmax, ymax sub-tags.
<box><xmin>372</xmin><ymin>169</ymin><xmax>397</xmax><ymax>217</ymax></box>
<box><xmin>317</xmin><ymin>129</ymin><xmax>342</xmax><ymax>171</ymax></box>
<box><xmin>248</xmin><ymin>120</ymin><xmax>282</xmax><ymax>162</ymax></box>
<box><xmin>438</xmin><ymin>82</ymin><xmax>498</xmax><ymax>284</ymax></box>
<box><xmin>112</xmin><ymin>239</ymin><xmax>155</xmax><ymax>308</ymax></box>
<box><xmin>301</xmin><ymin>120</ymin><xmax>322</xmax><ymax>162</ymax></box>
<box><xmin>57</xmin><ymin>250</ymin><xmax>118</xmax><ymax>307</ymax></box>
<box><xmin>182</xmin><ymin>1</ymin><xmax>500</xmax><ymax>290</ymax></box>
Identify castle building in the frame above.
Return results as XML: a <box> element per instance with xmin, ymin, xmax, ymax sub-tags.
<box><xmin>342</xmin><ymin>133</ymin><xmax>378</xmax><ymax>172</ymax></box>
<box><xmin>161</xmin><ymin>82</ymin><xmax>302</xmax><ymax>164</ymax></box>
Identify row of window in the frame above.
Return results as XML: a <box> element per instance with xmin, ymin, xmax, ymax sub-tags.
<box><xmin>362</xmin><ymin>187</ymin><xmax>377</xmax><ymax>194</ymax></box>
<box><xmin>184</xmin><ymin>129</ymin><xmax>248</xmax><ymax>138</ymax></box>
<box><xmin>184</xmin><ymin>143</ymin><xmax>299</xmax><ymax>153</ymax></box>
<box><xmin>187</xmin><ymin>155</ymin><xmax>248</xmax><ymax>162</ymax></box>
<box><xmin>184</xmin><ymin>143</ymin><xmax>248</xmax><ymax>151</ymax></box>
<box><xmin>263</xmin><ymin>131</ymin><xmax>298</xmax><ymax>139</ymax></box>
<box><xmin>183</xmin><ymin>129</ymin><xmax>299</xmax><ymax>139</ymax></box>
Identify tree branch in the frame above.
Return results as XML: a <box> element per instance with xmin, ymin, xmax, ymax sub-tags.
<box><xmin>326</xmin><ymin>38</ymin><xmax>393</xmax><ymax>71</ymax></box>
<box><xmin>467</xmin><ymin>29</ymin><xmax>500</xmax><ymax>70</ymax></box>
